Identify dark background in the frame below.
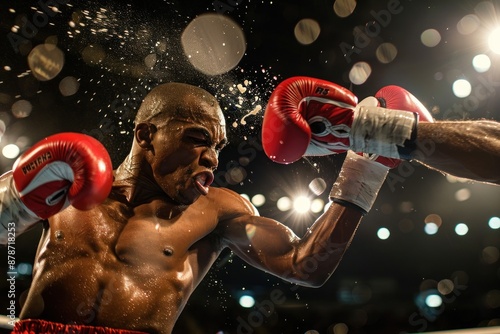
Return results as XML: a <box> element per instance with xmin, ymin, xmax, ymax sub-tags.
<box><xmin>1</xmin><ymin>0</ymin><xmax>500</xmax><ymax>333</ymax></box>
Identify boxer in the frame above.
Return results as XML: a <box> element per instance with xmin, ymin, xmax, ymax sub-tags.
<box><xmin>1</xmin><ymin>80</ymin><xmax>499</xmax><ymax>334</ymax></box>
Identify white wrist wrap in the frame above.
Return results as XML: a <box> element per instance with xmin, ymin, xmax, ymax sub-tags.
<box><xmin>330</xmin><ymin>151</ymin><xmax>389</xmax><ymax>213</ymax></box>
<box><xmin>0</xmin><ymin>173</ymin><xmax>39</xmax><ymax>244</ymax></box>
<box><xmin>351</xmin><ymin>105</ymin><xmax>416</xmax><ymax>159</ymax></box>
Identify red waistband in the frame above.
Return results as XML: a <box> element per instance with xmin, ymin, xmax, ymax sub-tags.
<box><xmin>11</xmin><ymin>319</ymin><xmax>148</xmax><ymax>334</ymax></box>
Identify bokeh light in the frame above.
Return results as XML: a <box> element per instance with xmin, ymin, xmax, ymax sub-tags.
<box><xmin>310</xmin><ymin>198</ymin><xmax>325</xmax><ymax>213</ymax></box>
<box><xmin>251</xmin><ymin>194</ymin><xmax>266</xmax><ymax>207</ymax></box>
<box><xmin>455</xmin><ymin>223</ymin><xmax>469</xmax><ymax>236</ymax></box>
<box><xmin>375</xmin><ymin>43</ymin><xmax>398</xmax><ymax>64</ymax></box>
<box><xmin>455</xmin><ymin>188</ymin><xmax>471</xmax><ymax>201</ymax></box>
<box><xmin>481</xmin><ymin>246</ymin><xmax>500</xmax><ymax>265</ymax></box>
<box><xmin>377</xmin><ymin>227</ymin><xmax>390</xmax><ymax>240</ymax></box>
<box><xmin>11</xmin><ymin>100</ymin><xmax>32</xmax><ymax>118</ymax></box>
<box><xmin>59</xmin><ymin>76</ymin><xmax>80</xmax><ymax>96</ymax></box>
<box><xmin>437</xmin><ymin>279</ymin><xmax>454</xmax><ymax>295</ymax></box>
<box><xmin>333</xmin><ymin>0</ymin><xmax>356</xmax><ymax>18</ymax></box>
<box><xmin>425</xmin><ymin>294</ymin><xmax>443</xmax><ymax>308</ymax></box>
<box><xmin>294</xmin><ymin>18</ymin><xmax>321</xmax><ymax>45</ymax></box>
<box><xmin>424</xmin><ymin>222</ymin><xmax>439</xmax><ymax>235</ymax></box>
<box><xmin>452</xmin><ymin>79</ymin><xmax>472</xmax><ymax>98</ymax></box>
<box><xmin>456</xmin><ymin>14</ymin><xmax>480</xmax><ymax>35</ymax></box>
<box><xmin>181</xmin><ymin>13</ymin><xmax>246</xmax><ymax>75</ymax></box>
<box><xmin>2</xmin><ymin>143</ymin><xmax>20</xmax><ymax>159</ymax></box>
<box><xmin>488</xmin><ymin>216</ymin><xmax>500</xmax><ymax>229</ymax></box>
<box><xmin>239</xmin><ymin>294</ymin><xmax>255</xmax><ymax>308</ymax></box>
<box><xmin>277</xmin><ymin>196</ymin><xmax>292</xmax><ymax>211</ymax></box>
<box><xmin>349</xmin><ymin>61</ymin><xmax>371</xmax><ymax>85</ymax></box>
<box><xmin>421</xmin><ymin>29</ymin><xmax>441</xmax><ymax>47</ymax></box>
<box><xmin>27</xmin><ymin>44</ymin><xmax>65</xmax><ymax>81</ymax></box>
<box><xmin>472</xmin><ymin>54</ymin><xmax>491</xmax><ymax>73</ymax></box>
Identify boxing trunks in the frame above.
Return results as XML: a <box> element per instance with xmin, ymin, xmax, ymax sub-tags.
<box><xmin>11</xmin><ymin>319</ymin><xmax>148</xmax><ymax>334</ymax></box>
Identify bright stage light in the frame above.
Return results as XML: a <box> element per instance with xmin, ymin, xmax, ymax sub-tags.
<box><xmin>489</xmin><ymin>216</ymin><xmax>500</xmax><ymax>229</ymax></box>
<box><xmin>455</xmin><ymin>223</ymin><xmax>469</xmax><ymax>236</ymax></box>
<box><xmin>425</xmin><ymin>294</ymin><xmax>443</xmax><ymax>308</ymax></box>
<box><xmin>452</xmin><ymin>79</ymin><xmax>472</xmax><ymax>98</ymax></box>
<box><xmin>251</xmin><ymin>194</ymin><xmax>266</xmax><ymax>207</ymax></box>
<box><xmin>293</xmin><ymin>195</ymin><xmax>311</xmax><ymax>214</ymax></box>
<box><xmin>377</xmin><ymin>227</ymin><xmax>390</xmax><ymax>240</ymax></box>
<box><xmin>239</xmin><ymin>295</ymin><xmax>255</xmax><ymax>308</ymax></box>
<box><xmin>424</xmin><ymin>222</ymin><xmax>439</xmax><ymax>235</ymax></box>
<box><xmin>488</xmin><ymin>27</ymin><xmax>500</xmax><ymax>54</ymax></box>
<box><xmin>2</xmin><ymin>143</ymin><xmax>20</xmax><ymax>159</ymax></box>
<box><xmin>277</xmin><ymin>196</ymin><xmax>292</xmax><ymax>211</ymax></box>
<box><xmin>472</xmin><ymin>54</ymin><xmax>491</xmax><ymax>73</ymax></box>
<box><xmin>310</xmin><ymin>198</ymin><xmax>325</xmax><ymax>213</ymax></box>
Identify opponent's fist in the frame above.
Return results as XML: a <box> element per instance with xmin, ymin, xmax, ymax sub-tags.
<box><xmin>374</xmin><ymin>85</ymin><xmax>434</xmax><ymax>159</ymax></box>
<box><xmin>11</xmin><ymin>132</ymin><xmax>113</xmax><ymax>219</ymax></box>
<box><xmin>262</xmin><ymin>76</ymin><xmax>358</xmax><ymax>164</ymax></box>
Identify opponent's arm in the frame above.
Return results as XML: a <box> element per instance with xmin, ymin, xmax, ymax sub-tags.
<box><xmin>414</xmin><ymin>121</ymin><xmax>500</xmax><ymax>184</ymax></box>
<box><xmin>373</xmin><ymin>85</ymin><xmax>500</xmax><ymax>184</ymax></box>
<box><xmin>262</xmin><ymin>76</ymin><xmax>500</xmax><ymax>184</ymax></box>
<box><xmin>0</xmin><ymin>133</ymin><xmax>113</xmax><ymax>245</ymax></box>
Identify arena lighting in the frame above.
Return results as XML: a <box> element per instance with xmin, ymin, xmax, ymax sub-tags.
<box><xmin>2</xmin><ymin>143</ymin><xmax>19</xmax><ymax>159</ymax></box>
<box><xmin>488</xmin><ymin>216</ymin><xmax>500</xmax><ymax>229</ymax></box>
<box><xmin>452</xmin><ymin>79</ymin><xmax>472</xmax><ymax>98</ymax></box>
<box><xmin>376</xmin><ymin>227</ymin><xmax>390</xmax><ymax>240</ymax></box>
<box><xmin>455</xmin><ymin>223</ymin><xmax>469</xmax><ymax>236</ymax></box>
<box><xmin>276</xmin><ymin>196</ymin><xmax>292</xmax><ymax>211</ymax></box>
<box><xmin>425</xmin><ymin>293</ymin><xmax>443</xmax><ymax>308</ymax></box>
<box><xmin>424</xmin><ymin>222</ymin><xmax>439</xmax><ymax>235</ymax></box>
<box><xmin>472</xmin><ymin>54</ymin><xmax>491</xmax><ymax>73</ymax></box>
<box><xmin>488</xmin><ymin>27</ymin><xmax>500</xmax><ymax>54</ymax></box>
<box><xmin>251</xmin><ymin>194</ymin><xmax>266</xmax><ymax>207</ymax></box>
<box><xmin>238</xmin><ymin>294</ymin><xmax>255</xmax><ymax>308</ymax></box>
<box><xmin>293</xmin><ymin>195</ymin><xmax>311</xmax><ymax>214</ymax></box>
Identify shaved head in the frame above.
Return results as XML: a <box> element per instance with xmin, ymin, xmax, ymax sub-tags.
<box><xmin>135</xmin><ymin>82</ymin><xmax>224</xmax><ymax>127</ymax></box>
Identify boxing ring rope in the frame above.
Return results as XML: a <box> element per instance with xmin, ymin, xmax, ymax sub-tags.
<box><xmin>1</xmin><ymin>315</ymin><xmax>499</xmax><ymax>333</ymax></box>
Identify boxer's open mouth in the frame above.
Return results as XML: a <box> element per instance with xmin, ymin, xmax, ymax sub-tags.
<box><xmin>194</xmin><ymin>172</ymin><xmax>214</xmax><ymax>195</ymax></box>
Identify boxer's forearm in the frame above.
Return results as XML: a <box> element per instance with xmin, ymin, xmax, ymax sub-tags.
<box><xmin>414</xmin><ymin>121</ymin><xmax>500</xmax><ymax>184</ymax></box>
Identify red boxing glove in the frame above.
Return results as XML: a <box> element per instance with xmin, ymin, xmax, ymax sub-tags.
<box><xmin>375</xmin><ymin>85</ymin><xmax>434</xmax><ymax>159</ymax></box>
<box><xmin>262</xmin><ymin>76</ymin><xmax>419</xmax><ymax>165</ymax></box>
<box><xmin>262</xmin><ymin>76</ymin><xmax>358</xmax><ymax>164</ymax></box>
<box><xmin>11</xmin><ymin>132</ymin><xmax>113</xmax><ymax>219</ymax></box>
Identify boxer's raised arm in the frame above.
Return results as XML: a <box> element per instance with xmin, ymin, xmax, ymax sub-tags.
<box><xmin>218</xmin><ymin>150</ymin><xmax>395</xmax><ymax>287</ymax></box>
<box><xmin>415</xmin><ymin>120</ymin><xmax>500</xmax><ymax>184</ymax></box>
<box><xmin>0</xmin><ymin>133</ymin><xmax>113</xmax><ymax>245</ymax></box>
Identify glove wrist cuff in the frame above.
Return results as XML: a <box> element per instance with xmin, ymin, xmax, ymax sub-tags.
<box><xmin>330</xmin><ymin>151</ymin><xmax>389</xmax><ymax>214</ymax></box>
<box><xmin>0</xmin><ymin>172</ymin><xmax>40</xmax><ymax>244</ymax></box>
<box><xmin>351</xmin><ymin>105</ymin><xmax>417</xmax><ymax>159</ymax></box>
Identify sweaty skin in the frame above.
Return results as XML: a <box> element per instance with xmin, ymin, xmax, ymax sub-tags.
<box><xmin>13</xmin><ymin>83</ymin><xmax>500</xmax><ymax>334</ymax></box>
<box><xmin>18</xmin><ymin>84</ymin><xmax>364</xmax><ymax>334</ymax></box>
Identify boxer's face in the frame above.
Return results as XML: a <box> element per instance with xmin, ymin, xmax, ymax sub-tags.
<box><xmin>148</xmin><ymin>97</ymin><xmax>227</xmax><ymax>205</ymax></box>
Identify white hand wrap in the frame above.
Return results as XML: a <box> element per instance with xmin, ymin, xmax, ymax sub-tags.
<box><xmin>351</xmin><ymin>100</ymin><xmax>416</xmax><ymax>159</ymax></box>
<box><xmin>330</xmin><ymin>150</ymin><xmax>389</xmax><ymax>214</ymax></box>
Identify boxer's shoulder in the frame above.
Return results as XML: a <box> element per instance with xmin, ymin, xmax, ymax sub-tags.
<box><xmin>206</xmin><ymin>186</ymin><xmax>257</xmax><ymax>221</ymax></box>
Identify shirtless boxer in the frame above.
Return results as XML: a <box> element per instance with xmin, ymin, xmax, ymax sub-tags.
<box><xmin>1</xmin><ymin>78</ymin><xmax>499</xmax><ymax>334</ymax></box>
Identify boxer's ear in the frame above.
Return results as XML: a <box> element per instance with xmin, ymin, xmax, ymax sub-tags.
<box><xmin>135</xmin><ymin>122</ymin><xmax>156</xmax><ymax>150</ymax></box>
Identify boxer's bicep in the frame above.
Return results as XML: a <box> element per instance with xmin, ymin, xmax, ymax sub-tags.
<box><xmin>220</xmin><ymin>213</ymin><xmax>301</xmax><ymax>277</ymax></box>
